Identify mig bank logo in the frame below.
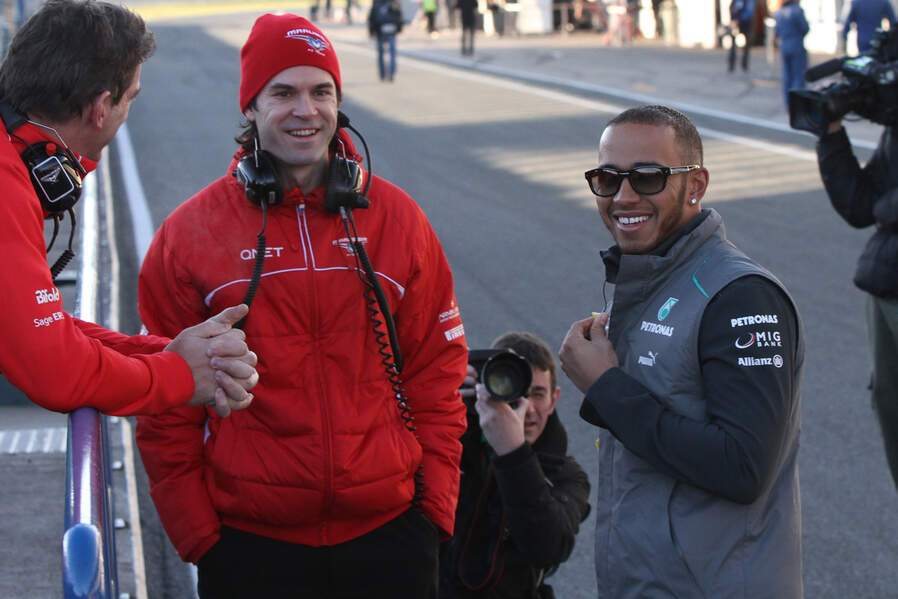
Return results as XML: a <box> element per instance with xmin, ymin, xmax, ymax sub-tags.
<box><xmin>657</xmin><ymin>297</ymin><xmax>679</xmax><ymax>321</ymax></box>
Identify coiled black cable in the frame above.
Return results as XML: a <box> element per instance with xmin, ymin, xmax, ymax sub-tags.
<box><xmin>235</xmin><ymin>198</ymin><xmax>269</xmax><ymax>330</ymax></box>
<box><xmin>49</xmin><ymin>208</ymin><xmax>76</xmax><ymax>281</ymax></box>
<box><xmin>341</xmin><ymin>207</ymin><xmax>424</xmax><ymax>506</ymax></box>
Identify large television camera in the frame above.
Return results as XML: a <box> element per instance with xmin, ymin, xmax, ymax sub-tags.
<box><xmin>789</xmin><ymin>28</ymin><xmax>898</xmax><ymax>137</ymax></box>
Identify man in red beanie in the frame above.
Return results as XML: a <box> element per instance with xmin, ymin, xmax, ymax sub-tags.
<box><xmin>135</xmin><ymin>13</ymin><xmax>468</xmax><ymax>598</ymax></box>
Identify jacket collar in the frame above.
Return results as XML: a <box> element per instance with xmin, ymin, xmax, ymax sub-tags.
<box><xmin>601</xmin><ymin>209</ymin><xmax>720</xmax><ymax>285</ymax></box>
<box><xmin>5</xmin><ymin>120</ymin><xmax>98</xmax><ymax>175</ymax></box>
<box><xmin>532</xmin><ymin>411</ymin><xmax>568</xmax><ymax>457</ymax></box>
<box><xmin>228</xmin><ymin>127</ymin><xmax>368</xmax><ymax>209</ymax></box>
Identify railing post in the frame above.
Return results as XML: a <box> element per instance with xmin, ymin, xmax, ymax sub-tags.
<box><xmin>63</xmin><ymin>408</ymin><xmax>116</xmax><ymax>599</ymax></box>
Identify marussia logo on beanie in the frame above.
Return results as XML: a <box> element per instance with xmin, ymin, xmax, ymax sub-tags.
<box><xmin>285</xmin><ymin>28</ymin><xmax>330</xmax><ymax>55</ymax></box>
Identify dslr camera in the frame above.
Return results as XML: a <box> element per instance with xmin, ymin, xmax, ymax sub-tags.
<box><xmin>789</xmin><ymin>27</ymin><xmax>898</xmax><ymax>137</ymax></box>
<box><xmin>468</xmin><ymin>349</ymin><xmax>532</xmax><ymax>405</ymax></box>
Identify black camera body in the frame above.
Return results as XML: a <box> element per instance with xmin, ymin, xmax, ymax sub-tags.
<box><xmin>789</xmin><ymin>28</ymin><xmax>898</xmax><ymax>136</ymax></box>
<box><xmin>468</xmin><ymin>348</ymin><xmax>532</xmax><ymax>404</ymax></box>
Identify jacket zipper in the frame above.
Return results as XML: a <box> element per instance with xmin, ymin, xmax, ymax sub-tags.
<box><xmin>299</xmin><ymin>202</ymin><xmax>335</xmax><ymax>543</ymax></box>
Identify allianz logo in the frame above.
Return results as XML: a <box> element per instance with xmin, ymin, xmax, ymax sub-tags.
<box><xmin>737</xmin><ymin>355</ymin><xmax>784</xmax><ymax>368</ymax></box>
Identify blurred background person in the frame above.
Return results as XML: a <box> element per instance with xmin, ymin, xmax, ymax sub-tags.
<box><xmin>459</xmin><ymin>0</ymin><xmax>476</xmax><ymax>54</ymax></box>
<box><xmin>424</xmin><ymin>0</ymin><xmax>439</xmax><ymax>37</ymax></box>
<box><xmin>369</xmin><ymin>0</ymin><xmax>404</xmax><ymax>81</ymax></box>
<box><xmin>842</xmin><ymin>0</ymin><xmax>896</xmax><ymax>54</ymax></box>
<box><xmin>727</xmin><ymin>0</ymin><xmax>756</xmax><ymax>72</ymax></box>
<box><xmin>774</xmin><ymin>0</ymin><xmax>809</xmax><ymax>109</ymax></box>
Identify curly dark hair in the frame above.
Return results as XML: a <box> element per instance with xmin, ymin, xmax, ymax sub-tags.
<box><xmin>0</xmin><ymin>0</ymin><xmax>155</xmax><ymax>121</ymax></box>
<box><xmin>235</xmin><ymin>114</ymin><xmax>258</xmax><ymax>155</ymax></box>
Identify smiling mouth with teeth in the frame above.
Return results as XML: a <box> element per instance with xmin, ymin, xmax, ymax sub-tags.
<box><xmin>289</xmin><ymin>129</ymin><xmax>317</xmax><ymax>137</ymax></box>
<box><xmin>617</xmin><ymin>215</ymin><xmax>650</xmax><ymax>225</ymax></box>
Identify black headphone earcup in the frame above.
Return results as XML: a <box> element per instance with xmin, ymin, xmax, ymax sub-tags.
<box><xmin>19</xmin><ymin>142</ymin><xmax>83</xmax><ymax>213</ymax></box>
<box><xmin>325</xmin><ymin>156</ymin><xmax>368</xmax><ymax>213</ymax></box>
<box><xmin>1</xmin><ymin>103</ymin><xmax>83</xmax><ymax>213</ymax></box>
<box><xmin>235</xmin><ymin>149</ymin><xmax>283</xmax><ymax>206</ymax></box>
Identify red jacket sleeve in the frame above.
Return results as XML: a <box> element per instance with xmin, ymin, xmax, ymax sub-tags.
<box><xmin>0</xmin><ymin>147</ymin><xmax>193</xmax><ymax>416</ymax></box>
<box><xmin>396</xmin><ymin>215</ymin><xmax>468</xmax><ymax>538</ymax></box>
<box><xmin>136</xmin><ymin>221</ymin><xmax>222</xmax><ymax>562</ymax></box>
<box><xmin>73</xmin><ymin>318</ymin><xmax>170</xmax><ymax>354</ymax></box>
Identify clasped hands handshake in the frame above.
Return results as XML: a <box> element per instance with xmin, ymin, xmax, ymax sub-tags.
<box><xmin>165</xmin><ymin>304</ymin><xmax>259</xmax><ymax>417</ymax></box>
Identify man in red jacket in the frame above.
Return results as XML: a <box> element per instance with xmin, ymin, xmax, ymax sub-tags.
<box><xmin>0</xmin><ymin>0</ymin><xmax>257</xmax><ymax>418</ymax></box>
<box><xmin>135</xmin><ymin>13</ymin><xmax>468</xmax><ymax>598</ymax></box>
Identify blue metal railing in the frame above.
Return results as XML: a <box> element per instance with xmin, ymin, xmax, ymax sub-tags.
<box><xmin>62</xmin><ymin>169</ymin><xmax>119</xmax><ymax>598</ymax></box>
<box><xmin>63</xmin><ymin>409</ymin><xmax>118</xmax><ymax>599</ymax></box>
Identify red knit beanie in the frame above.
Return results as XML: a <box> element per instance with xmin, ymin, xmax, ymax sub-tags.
<box><xmin>239</xmin><ymin>13</ymin><xmax>342</xmax><ymax>112</ymax></box>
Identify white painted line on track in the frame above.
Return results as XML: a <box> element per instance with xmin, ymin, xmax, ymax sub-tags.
<box><xmin>113</xmin><ymin>119</ymin><xmax>201</xmax><ymax>599</ymax></box>
<box><xmin>191</xmin><ymin>563</ymin><xmax>199</xmax><ymax>599</ymax></box>
<box><xmin>99</xmin><ymin>148</ymin><xmax>121</xmax><ymax>331</ymax></box>
<box><xmin>0</xmin><ymin>427</ymin><xmax>67</xmax><ymax>454</ymax></box>
<box><xmin>7</xmin><ymin>430</ymin><xmax>20</xmax><ymax>454</ymax></box>
<box><xmin>78</xmin><ymin>173</ymin><xmax>99</xmax><ymax>323</ymax></box>
<box><xmin>110</xmin><ymin>124</ymin><xmax>156</xmax><ymax>599</ymax></box>
<box><xmin>116</xmin><ymin>122</ymin><xmax>156</xmax><ymax>264</ymax></box>
<box><xmin>121</xmin><ymin>417</ymin><xmax>149</xmax><ymax>599</ymax></box>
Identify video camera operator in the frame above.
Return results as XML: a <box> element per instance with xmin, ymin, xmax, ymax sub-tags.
<box><xmin>787</xmin><ymin>26</ymin><xmax>898</xmax><ymax>491</ymax></box>
<box><xmin>440</xmin><ymin>332</ymin><xmax>591</xmax><ymax>599</ymax></box>
<box><xmin>815</xmin><ymin>114</ymin><xmax>898</xmax><ymax>491</ymax></box>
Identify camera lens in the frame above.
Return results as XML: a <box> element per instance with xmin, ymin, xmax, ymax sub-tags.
<box><xmin>485</xmin><ymin>363</ymin><xmax>518</xmax><ymax>397</ymax></box>
<box><xmin>480</xmin><ymin>351</ymin><xmax>532</xmax><ymax>403</ymax></box>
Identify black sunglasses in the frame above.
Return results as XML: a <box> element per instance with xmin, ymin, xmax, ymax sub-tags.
<box><xmin>584</xmin><ymin>164</ymin><xmax>700</xmax><ymax>197</ymax></box>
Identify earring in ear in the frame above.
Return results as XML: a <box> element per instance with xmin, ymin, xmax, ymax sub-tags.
<box><xmin>690</xmin><ymin>197</ymin><xmax>697</xmax><ymax>205</ymax></box>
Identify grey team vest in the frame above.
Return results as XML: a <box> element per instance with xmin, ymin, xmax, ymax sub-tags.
<box><xmin>595</xmin><ymin>210</ymin><xmax>804</xmax><ymax>599</ymax></box>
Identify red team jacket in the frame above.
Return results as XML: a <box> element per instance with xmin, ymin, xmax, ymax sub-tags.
<box><xmin>0</xmin><ymin>120</ymin><xmax>193</xmax><ymax>415</ymax></box>
<box><xmin>136</xmin><ymin>148</ymin><xmax>468</xmax><ymax>562</ymax></box>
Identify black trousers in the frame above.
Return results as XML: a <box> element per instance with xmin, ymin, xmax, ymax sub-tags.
<box><xmin>197</xmin><ymin>509</ymin><xmax>439</xmax><ymax>598</ymax></box>
<box><xmin>727</xmin><ymin>18</ymin><xmax>754</xmax><ymax>71</ymax></box>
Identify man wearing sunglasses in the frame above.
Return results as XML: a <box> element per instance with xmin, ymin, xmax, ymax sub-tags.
<box><xmin>560</xmin><ymin>105</ymin><xmax>804</xmax><ymax>598</ymax></box>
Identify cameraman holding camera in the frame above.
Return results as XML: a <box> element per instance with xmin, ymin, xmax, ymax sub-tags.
<box><xmin>816</xmin><ymin>116</ymin><xmax>898</xmax><ymax>491</ymax></box>
<box><xmin>440</xmin><ymin>332</ymin><xmax>590</xmax><ymax>599</ymax></box>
